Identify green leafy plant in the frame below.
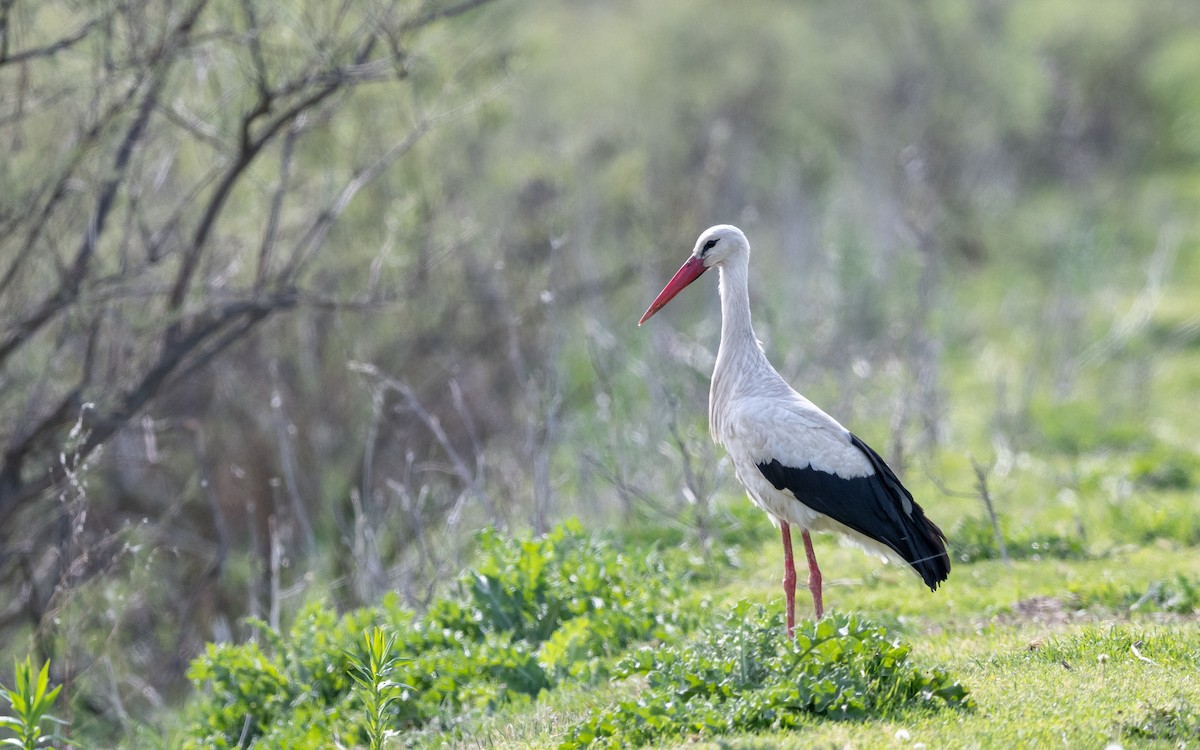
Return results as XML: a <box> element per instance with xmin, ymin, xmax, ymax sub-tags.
<box><xmin>0</xmin><ymin>657</ymin><xmax>66</xmax><ymax>750</ymax></box>
<box><xmin>182</xmin><ymin>522</ymin><xmax>699</xmax><ymax>747</ymax></box>
<box><xmin>563</xmin><ymin>604</ymin><xmax>972</xmax><ymax>748</ymax></box>
<box><xmin>348</xmin><ymin>628</ymin><xmax>407</xmax><ymax>750</ymax></box>
<box><xmin>456</xmin><ymin>521</ymin><xmax>696</xmax><ymax>663</ymax></box>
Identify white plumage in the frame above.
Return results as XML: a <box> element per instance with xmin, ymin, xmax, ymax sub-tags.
<box><xmin>640</xmin><ymin>225</ymin><xmax>949</xmax><ymax>635</ymax></box>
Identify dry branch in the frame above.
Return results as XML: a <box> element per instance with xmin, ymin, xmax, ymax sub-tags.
<box><xmin>0</xmin><ymin>0</ymin><xmax>497</xmax><ymax>520</ymax></box>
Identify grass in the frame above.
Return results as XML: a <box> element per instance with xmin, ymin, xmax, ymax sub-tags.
<box><xmin>415</xmin><ymin>523</ymin><xmax>1200</xmax><ymax>749</ymax></box>
<box><xmin>723</xmin><ymin>622</ymin><xmax>1200</xmax><ymax>749</ymax></box>
<box><xmin>730</xmin><ymin>537</ymin><xmax>1200</xmax><ymax>622</ymax></box>
<box><xmin>559</xmin><ymin>607</ymin><xmax>971</xmax><ymax>748</ymax></box>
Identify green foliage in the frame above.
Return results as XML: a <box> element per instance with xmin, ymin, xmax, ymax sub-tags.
<box><xmin>1130</xmin><ymin>447</ymin><xmax>1200</xmax><ymax>490</ymax></box>
<box><xmin>1142</xmin><ymin>574</ymin><xmax>1200</xmax><ymax>614</ymax></box>
<box><xmin>562</xmin><ymin>604</ymin><xmax>972</xmax><ymax>749</ymax></box>
<box><xmin>348</xmin><ymin>628</ymin><xmax>407</xmax><ymax>750</ymax></box>
<box><xmin>619</xmin><ymin>501</ymin><xmax>777</xmax><ymax>561</ymax></box>
<box><xmin>1121</xmin><ymin>698</ymin><xmax>1200</xmax><ymax>743</ymax></box>
<box><xmin>181</xmin><ymin>522</ymin><xmax>697</xmax><ymax>748</ymax></box>
<box><xmin>1070</xmin><ymin>573</ymin><xmax>1200</xmax><ymax>614</ymax></box>
<box><xmin>0</xmin><ymin>658</ymin><xmax>66</xmax><ymax>750</ymax></box>
<box><xmin>1018</xmin><ymin>623</ymin><xmax>1200</xmax><ymax>667</ymax></box>
<box><xmin>185</xmin><ymin>631</ymin><xmax>327</xmax><ymax>749</ymax></box>
<box><xmin>1027</xmin><ymin>399</ymin><xmax>1147</xmax><ymax>454</ymax></box>
<box><xmin>948</xmin><ymin>516</ymin><xmax>1088</xmax><ymax>564</ymax></box>
<box><xmin>1106</xmin><ymin>496</ymin><xmax>1200</xmax><ymax>547</ymax></box>
<box><xmin>473</xmin><ymin>521</ymin><xmax>693</xmax><ymax>646</ymax></box>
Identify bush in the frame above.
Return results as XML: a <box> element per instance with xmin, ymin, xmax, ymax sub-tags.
<box><xmin>181</xmin><ymin>521</ymin><xmax>698</xmax><ymax>748</ymax></box>
<box><xmin>949</xmin><ymin>516</ymin><xmax>1088</xmax><ymax>563</ymax></box>
<box><xmin>1131</xmin><ymin>448</ymin><xmax>1200</xmax><ymax>490</ymax></box>
<box><xmin>563</xmin><ymin>604</ymin><xmax>972</xmax><ymax>748</ymax></box>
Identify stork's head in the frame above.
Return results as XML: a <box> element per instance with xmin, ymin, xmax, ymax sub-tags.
<box><xmin>638</xmin><ymin>224</ymin><xmax>748</xmax><ymax>325</ymax></box>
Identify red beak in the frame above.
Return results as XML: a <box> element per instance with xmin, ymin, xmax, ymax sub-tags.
<box><xmin>638</xmin><ymin>255</ymin><xmax>708</xmax><ymax>325</ymax></box>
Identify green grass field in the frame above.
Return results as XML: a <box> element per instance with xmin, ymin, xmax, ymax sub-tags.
<box><xmin>429</xmin><ymin>534</ymin><xmax>1200</xmax><ymax>749</ymax></box>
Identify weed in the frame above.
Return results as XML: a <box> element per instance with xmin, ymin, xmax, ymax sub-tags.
<box><xmin>181</xmin><ymin>522</ymin><xmax>699</xmax><ymax>747</ymax></box>
<box><xmin>0</xmin><ymin>657</ymin><xmax>67</xmax><ymax>750</ymax></box>
<box><xmin>562</xmin><ymin>604</ymin><xmax>971</xmax><ymax>748</ymax></box>
<box><xmin>348</xmin><ymin>628</ymin><xmax>408</xmax><ymax>750</ymax></box>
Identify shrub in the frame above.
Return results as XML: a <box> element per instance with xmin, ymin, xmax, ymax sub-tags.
<box><xmin>563</xmin><ymin>603</ymin><xmax>972</xmax><ymax>748</ymax></box>
<box><xmin>181</xmin><ymin>521</ymin><xmax>698</xmax><ymax>748</ymax></box>
<box><xmin>1130</xmin><ymin>448</ymin><xmax>1199</xmax><ymax>490</ymax></box>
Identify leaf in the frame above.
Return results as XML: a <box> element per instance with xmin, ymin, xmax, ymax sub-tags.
<box><xmin>564</xmin><ymin>605</ymin><xmax>972</xmax><ymax>747</ymax></box>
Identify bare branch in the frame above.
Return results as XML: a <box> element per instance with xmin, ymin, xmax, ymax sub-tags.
<box><xmin>239</xmin><ymin>0</ymin><xmax>271</xmax><ymax>100</ymax></box>
<box><xmin>281</xmin><ymin>117</ymin><xmax>432</xmax><ymax>282</ymax></box>
<box><xmin>269</xmin><ymin>360</ymin><xmax>316</xmax><ymax>555</ymax></box>
<box><xmin>0</xmin><ymin>0</ymin><xmax>212</xmax><ymax>367</ymax></box>
<box><xmin>156</xmin><ymin>102</ymin><xmax>228</xmax><ymax>152</ymax></box>
<box><xmin>255</xmin><ymin>119</ymin><xmax>301</xmax><ymax>290</ymax></box>
<box><xmin>0</xmin><ymin>291</ymin><xmax>296</xmax><ymax>516</ymax></box>
<box><xmin>0</xmin><ymin>75</ymin><xmax>149</xmax><ymax>295</ymax></box>
<box><xmin>0</xmin><ymin>71</ymin><xmax>159</xmax><ymax>364</ymax></box>
<box><xmin>971</xmin><ymin>457</ymin><xmax>1009</xmax><ymax>567</ymax></box>
<box><xmin>400</xmin><ymin>0</ymin><xmax>495</xmax><ymax>32</ymax></box>
<box><xmin>0</xmin><ymin>19</ymin><xmax>98</xmax><ymax>66</ymax></box>
<box><xmin>165</xmin><ymin>34</ymin><xmax>380</xmax><ymax>334</ymax></box>
<box><xmin>349</xmin><ymin>362</ymin><xmax>496</xmax><ymax>521</ymax></box>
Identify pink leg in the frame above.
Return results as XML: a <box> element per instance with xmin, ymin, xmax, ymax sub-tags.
<box><xmin>801</xmin><ymin>529</ymin><xmax>824</xmax><ymax>619</ymax></box>
<box><xmin>780</xmin><ymin>522</ymin><xmax>797</xmax><ymax>639</ymax></box>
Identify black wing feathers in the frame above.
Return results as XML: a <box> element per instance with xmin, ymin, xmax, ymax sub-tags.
<box><xmin>756</xmin><ymin>433</ymin><xmax>950</xmax><ymax>591</ymax></box>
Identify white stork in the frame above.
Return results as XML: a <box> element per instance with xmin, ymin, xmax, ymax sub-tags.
<box><xmin>639</xmin><ymin>225</ymin><xmax>949</xmax><ymax>636</ymax></box>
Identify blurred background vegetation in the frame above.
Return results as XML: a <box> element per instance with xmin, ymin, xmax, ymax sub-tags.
<box><xmin>1</xmin><ymin>0</ymin><xmax>1199</xmax><ymax>742</ymax></box>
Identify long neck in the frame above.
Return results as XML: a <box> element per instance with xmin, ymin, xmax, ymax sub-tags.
<box><xmin>717</xmin><ymin>255</ymin><xmax>758</xmax><ymax>362</ymax></box>
<box><xmin>710</xmin><ymin>255</ymin><xmax>771</xmax><ymax>440</ymax></box>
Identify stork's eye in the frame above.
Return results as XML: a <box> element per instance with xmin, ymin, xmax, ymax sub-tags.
<box><xmin>703</xmin><ymin>238</ymin><xmax>718</xmax><ymax>251</ymax></box>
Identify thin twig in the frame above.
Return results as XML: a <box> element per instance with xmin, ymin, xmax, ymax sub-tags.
<box><xmin>269</xmin><ymin>360</ymin><xmax>316</xmax><ymax>556</ymax></box>
<box><xmin>971</xmin><ymin>456</ymin><xmax>1009</xmax><ymax>566</ymax></box>
<box><xmin>0</xmin><ymin>19</ymin><xmax>99</xmax><ymax>66</ymax></box>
